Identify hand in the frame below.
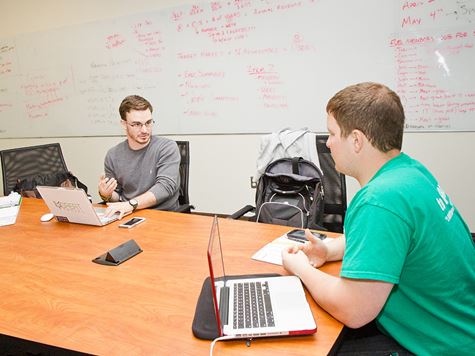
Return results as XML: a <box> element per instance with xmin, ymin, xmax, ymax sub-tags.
<box><xmin>98</xmin><ymin>174</ymin><xmax>117</xmax><ymax>199</ymax></box>
<box><xmin>301</xmin><ymin>229</ymin><xmax>329</xmax><ymax>268</ymax></box>
<box><xmin>282</xmin><ymin>249</ymin><xmax>311</xmax><ymax>277</ymax></box>
<box><xmin>104</xmin><ymin>201</ymin><xmax>133</xmax><ymax>219</ymax></box>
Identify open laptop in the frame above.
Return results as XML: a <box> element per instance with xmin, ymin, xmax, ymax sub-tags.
<box><xmin>36</xmin><ymin>186</ymin><xmax>123</xmax><ymax>226</ymax></box>
<box><xmin>207</xmin><ymin>216</ymin><xmax>317</xmax><ymax>339</ymax></box>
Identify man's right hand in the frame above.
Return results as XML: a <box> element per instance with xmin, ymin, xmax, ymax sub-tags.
<box><xmin>301</xmin><ymin>229</ymin><xmax>329</xmax><ymax>268</ymax></box>
<box><xmin>98</xmin><ymin>174</ymin><xmax>117</xmax><ymax>200</ymax></box>
<box><xmin>104</xmin><ymin>201</ymin><xmax>133</xmax><ymax>219</ymax></box>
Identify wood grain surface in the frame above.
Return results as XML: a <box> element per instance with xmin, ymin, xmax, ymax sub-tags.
<box><xmin>0</xmin><ymin>198</ymin><xmax>343</xmax><ymax>355</ymax></box>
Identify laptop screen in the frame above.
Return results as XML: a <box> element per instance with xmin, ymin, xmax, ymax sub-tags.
<box><xmin>206</xmin><ymin>215</ymin><xmax>318</xmax><ymax>338</ymax></box>
<box><xmin>207</xmin><ymin>216</ymin><xmax>228</xmax><ymax>335</ymax></box>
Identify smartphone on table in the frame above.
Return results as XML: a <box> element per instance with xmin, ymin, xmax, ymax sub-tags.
<box><xmin>119</xmin><ymin>217</ymin><xmax>146</xmax><ymax>228</ymax></box>
<box><xmin>286</xmin><ymin>229</ymin><xmax>327</xmax><ymax>243</ymax></box>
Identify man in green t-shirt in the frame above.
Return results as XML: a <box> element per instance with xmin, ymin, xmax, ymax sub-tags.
<box><xmin>282</xmin><ymin>82</ymin><xmax>475</xmax><ymax>355</ymax></box>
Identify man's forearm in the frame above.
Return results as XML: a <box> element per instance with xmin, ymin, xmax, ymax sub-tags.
<box><xmin>294</xmin><ymin>249</ymin><xmax>392</xmax><ymax>328</ymax></box>
<box><xmin>295</xmin><ymin>265</ymin><xmax>376</xmax><ymax>328</ymax></box>
<box><xmin>325</xmin><ymin>235</ymin><xmax>346</xmax><ymax>261</ymax></box>
<box><xmin>133</xmin><ymin>191</ymin><xmax>158</xmax><ymax>210</ymax></box>
<box><xmin>296</xmin><ymin>265</ymin><xmax>344</xmax><ymax>315</ymax></box>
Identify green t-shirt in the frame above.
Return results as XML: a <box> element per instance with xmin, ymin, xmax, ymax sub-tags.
<box><xmin>341</xmin><ymin>153</ymin><xmax>475</xmax><ymax>355</ymax></box>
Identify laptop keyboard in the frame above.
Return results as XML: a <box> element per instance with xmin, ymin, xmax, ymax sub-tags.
<box><xmin>232</xmin><ymin>281</ymin><xmax>275</xmax><ymax>329</ymax></box>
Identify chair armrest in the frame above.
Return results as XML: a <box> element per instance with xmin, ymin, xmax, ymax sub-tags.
<box><xmin>176</xmin><ymin>204</ymin><xmax>195</xmax><ymax>214</ymax></box>
<box><xmin>228</xmin><ymin>205</ymin><xmax>255</xmax><ymax>220</ymax></box>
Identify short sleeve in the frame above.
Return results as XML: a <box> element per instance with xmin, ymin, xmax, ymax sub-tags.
<box><xmin>341</xmin><ymin>204</ymin><xmax>413</xmax><ymax>284</ymax></box>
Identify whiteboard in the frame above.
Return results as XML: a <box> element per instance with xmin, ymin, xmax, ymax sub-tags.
<box><xmin>0</xmin><ymin>0</ymin><xmax>474</xmax><ymax>138</ymax></box>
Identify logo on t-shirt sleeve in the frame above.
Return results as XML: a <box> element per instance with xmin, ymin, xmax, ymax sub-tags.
<box><xmin>435</xmin><ymin>185</ymin><xmax>454</xmax><ymax>222</ymax></box>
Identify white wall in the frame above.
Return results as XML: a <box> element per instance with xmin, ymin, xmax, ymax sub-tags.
<box><xmin>1</xmin><ymin>1</ymin><xmax>474</xmax><ymax>230</ymax></box>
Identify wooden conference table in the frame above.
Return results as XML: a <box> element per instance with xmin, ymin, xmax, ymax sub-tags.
<box><xmin>0</xmin><ymin>198</ymin><xmax>343</xmax><ymax>355</ymax></box>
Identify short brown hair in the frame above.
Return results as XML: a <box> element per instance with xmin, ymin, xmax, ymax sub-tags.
<box><xmin>326</xmin><ymin>82</ymin><xmax>405</xmax><ymax>152</ymax></box>
<box><xmin>119</xmin><ymin>95</ymin><xmax>153</xmax><ymax>120</ymax></box>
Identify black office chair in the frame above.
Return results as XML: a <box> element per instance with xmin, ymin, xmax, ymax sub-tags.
<box><xmin>0</xmin><ymin>143</ymin><xmax>68</xmax><ymax>196</ymax></box>
<box><xmin>175</xmin><ymin>141</ymin><xmax>194</xmax><ymax>213</ymax></box>
<box><xmin>230</xmin><ymin>134</ymin><xmax>347</xmax><ymax>232</ymax></box>
<box><xmin>315</xmin><ymin>134</ymin><xmax>347</xmax><ymax>233</ymax></box>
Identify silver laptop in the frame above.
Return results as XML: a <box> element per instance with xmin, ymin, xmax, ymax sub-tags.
<box><xmin>207</xmin><ymin>216</ymin><xmax>317</xmax><ymax>339</ymax></box>
<box><xmin>37</xmin><ymin>186</ymin><xmax>121</xmax><ymax>226</ymax></box>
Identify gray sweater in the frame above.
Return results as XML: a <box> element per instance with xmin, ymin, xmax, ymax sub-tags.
<box><xmin>104</xmin><ymin>136</ymin><xmax>180</xmax><ymax>211</ymax></box>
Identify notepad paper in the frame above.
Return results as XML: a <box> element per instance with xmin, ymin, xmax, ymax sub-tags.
<box><xmin>252</xmin><ymin>232</ymin><xmax>332</xmax><ymax>266</ymax></box>
<box><xmin>0</xmin><ymin>192</ymin><xmax>22</xmax><ymax>226</ymax></box>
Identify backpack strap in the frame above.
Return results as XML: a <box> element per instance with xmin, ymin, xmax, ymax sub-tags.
<box><xmin>76</xmin><ymin>178</ymin><xmax>88</xmax><ymax>193</ymax></box>
<box><xmin>291</xmin><ymin>157</ymin><xmax>302</xmax><ymax>175</ymax></box>
<box><xmin>66</xmin><ymin>172</ymin><xmax>89</xmax><ymax>193</ymax></box>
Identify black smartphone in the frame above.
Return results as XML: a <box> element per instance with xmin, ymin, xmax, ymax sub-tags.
<box><xmin>119</xmin><ymin>217</ymin><xmax>146</xmax><ymax>228</ymax></box>
<box><xmin>286</xmin><ymin>229</ymin><xmax>326</xmax><ymax>243</ymax></box>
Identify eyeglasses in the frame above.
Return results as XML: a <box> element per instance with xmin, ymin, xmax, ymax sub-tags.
<box><xmin>125</xmin><ymin>119</ymin><xmax>155</xmax><ymax>129</ymax></box>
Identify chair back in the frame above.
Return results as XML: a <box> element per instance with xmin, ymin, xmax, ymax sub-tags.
<box><xmin>175</xmin><ymin>141</ymin><xmax>190</xmax><ymax>206</ymax></box>
<box><xmin>316</xmin><ymin>135</ymin><xmax>347</xmax><ymax>233</ymax></box>
<box><xmin>0</xmin><ymin>143</ymin><xmax>68</xmax><ymax>196</ymax></box>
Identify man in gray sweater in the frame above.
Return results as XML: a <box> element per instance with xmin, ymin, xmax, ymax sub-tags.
<box><xmin>98</xmin><ymin>95</ymin><xmax>180</xmax><ymax>218</ymax></box>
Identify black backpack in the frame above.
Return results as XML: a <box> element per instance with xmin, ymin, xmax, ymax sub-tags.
<box><xmin>13</xmin><ymin>171</ymin><xmax>88</xmax><ymax>198</ymax></box>
<box><xmin>255</xmin><ymin>157</ymin><xmax>325</xmax><ymax>229</ymax></box>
